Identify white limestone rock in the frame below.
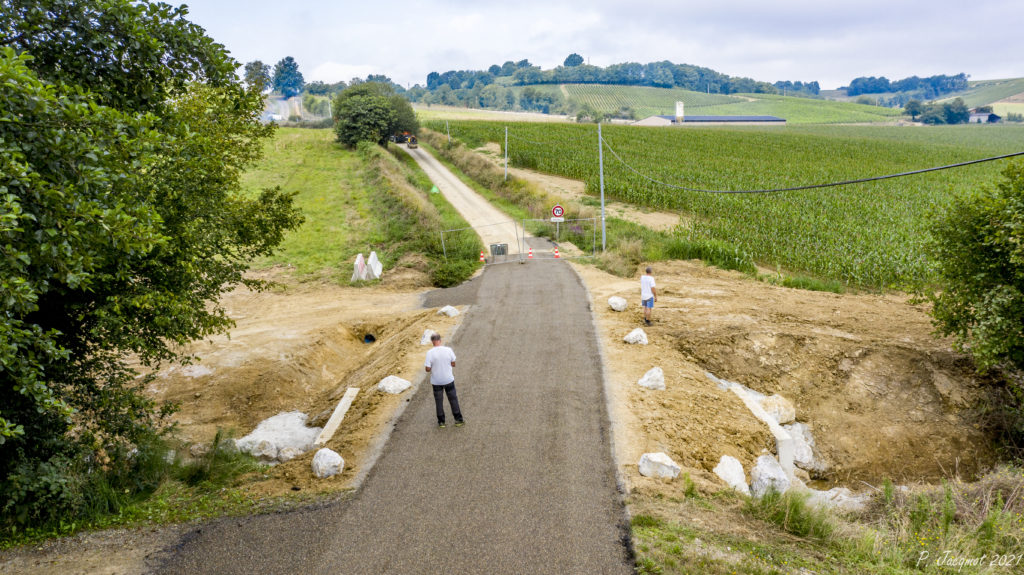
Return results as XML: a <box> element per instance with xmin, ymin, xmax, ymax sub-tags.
<box><xmin>249</xmin><ymin>439</ymin><xmax>278</xmax><ymax>461</ymax></box>
<box><xmin>713</xmin><ymin>455</ymin><xmax>750</xmax><ymax>496</ymax></box>
<box><xmin>750</xmin><ymin>455</ymin><xmax>791</xmax><ymax>498</ymax></box>
<box><xmin>311</xmin><ymin>448</ymin><xmax>345</xmax><ymax>479</ymax></box>
<box><xmin>608</xmin><ymin>296</ymin><xmax>628</xmax><ymax>312</ymax></box>
<box><xmin>377</xmin><ymin>375</ymin><xmax>412</xmax><ymax>395</ymax></box>
<box><xmin>637</xmin><ymin>367</ymin><xmax>666</xmax><ymax>390</ymax></box>
<box><xmin>236</xmin><ymin>411</ymin><xmax>321</xmax><ymax>464</ymax></box>
<box><xmin>420</xmin><ymin>329</ymin><xmax>438</xmax><ymax>345</ymax></box>
<box><xmin>624</xmin><ymin>328</ymin><xmax>648</xmax><ymax>345</ymax></box>
<box><xmin>277</xmin><ymin>446</ymin><xmax>304</xmax><ymax>463</ymax></box>
<box><xmin>783</xmin><ymin>422</ymin><xmax>825</xmax><ymax>472</ymax></box>
<box><xmin>758</xmin><ymin>394</ymin><xmax>796</xmax><ymax>425</ymax></box>
<box><xmin>806</xmin><ymin>487</ymin><xmax>868</xmax><ymax>513</ymax></box>
<box><xmin>638</xmin><ymin>452</ymin><xmax>681</xmax><ymax>479</ymax></box>
<box><xmin>438</xmin><ymin>305</ymin><xmax>460</xmax><ymax>317</ymax></box>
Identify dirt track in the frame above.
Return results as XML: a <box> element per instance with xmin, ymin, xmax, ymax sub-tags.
<box><xmin>157</xmin><ymin>259</ymin><xmax>631</xmax><ymax>574</ymax></box>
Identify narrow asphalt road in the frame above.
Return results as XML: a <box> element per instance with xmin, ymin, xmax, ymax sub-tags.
<box><xmin>156</xmin><ymin>148</ymin><xmax>633</xmax><ymax>574</ymax></box>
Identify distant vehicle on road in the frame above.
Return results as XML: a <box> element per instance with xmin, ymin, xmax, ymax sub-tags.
<box><xmin>407</xmin><ymin>135</ymin><xmax>418</xmax><ymax>148</ymax></box>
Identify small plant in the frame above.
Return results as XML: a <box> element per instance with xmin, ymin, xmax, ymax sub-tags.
<box><xmin>745</xmin><ymin>490</ymin><xmax>835</xmax><ymax>541</ymax></box>
<box><xmin>682</xmin><ymin>473</ymin><xmax>698</xmax><ymax>499</ymax></box>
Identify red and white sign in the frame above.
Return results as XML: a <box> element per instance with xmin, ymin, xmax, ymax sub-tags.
<box><xmin>552</xmin><ymin>204</ymin><xmax>564</xmax><ymax>218</ymax></box>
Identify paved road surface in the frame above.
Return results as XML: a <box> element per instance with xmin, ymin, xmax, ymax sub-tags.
<box><xmin>156</xmin><ymin>149</ymin><xmax>632</xmax><ymax>574</ymax></box>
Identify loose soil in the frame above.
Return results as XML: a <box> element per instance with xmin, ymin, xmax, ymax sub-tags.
<box><xmin>573</xmin><ymin>259</ymin><xmax>998</xmax><ymax>501</ymax></box>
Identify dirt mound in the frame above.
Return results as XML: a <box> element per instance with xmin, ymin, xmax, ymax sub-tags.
<box><xmin>575</xmin><ymin>260</ymin><xmax>999</xmax><ymax>491</ymax></box>
<box><xmin>147</xmin><ymin>272</ymin><xmax>464</xmax><ymax>494</ymax></box>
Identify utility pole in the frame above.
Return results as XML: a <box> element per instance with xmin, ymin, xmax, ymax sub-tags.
<box><xmin>598</xmin><ymin>122</ymin><xmax>606</xmax><ymax>251</ymax></box>
<box><xmin>504</xmin><ymin>126</ymin><xmax>508</xmax><ymax>181</ymax></box>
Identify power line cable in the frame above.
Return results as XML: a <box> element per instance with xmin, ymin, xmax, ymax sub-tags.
<box><xmin>600</xmin><ymin>136</ymin><xmax>1024</xmax><ymax>194</ymax></box>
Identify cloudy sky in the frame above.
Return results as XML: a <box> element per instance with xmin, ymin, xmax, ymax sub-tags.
<box><xmin>183</xmin><ymin>0</ymin><xmax>1022</xmax><ymax>90</ymax></box>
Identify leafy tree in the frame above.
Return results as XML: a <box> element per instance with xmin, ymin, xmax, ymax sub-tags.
<box><xmin>943</xmin><ymin>97</ymin><xmax>969</xmax><ymax>124</ymax></box>
<box><xmin>0</xmin><ymin>1</ymin><xmax>302</xmax><ymax>528</ymax></box>
<box><xmin>904</xmin><ymin>99</ymin><xmax>923</xmax><ymax>120</ymax></box>
<box><xmin>564</xmin><ymin>53</ymin><xmax>584</xmax><ymax>67</ymax></box>
<box><xmin>927</xmin><ymin>162</ymin><xmax>1024</xmax><ymax>372</ymax></box>
<box><xmin>333</xmin><ymin>82</ymin><xmax>418</xmax><ymax>146</ymax></box>
<box><xmin>272</xmin><ymin>56</ymin><xmax>304</xmax><ymax>98</ymax></box>
<box><xmin>488</xmin><ymin>64</ymin><xmax>501</xmax><ymax>75</ymax></box>
<box><xmin>244</xmin><ymin>60</ymin><xmax>270</xmax><ymax>91</ymax></box>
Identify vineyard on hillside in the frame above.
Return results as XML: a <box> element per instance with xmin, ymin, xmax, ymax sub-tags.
<box><xmin>428</xmin><ymin>120</ymin><xmax>1024</xmax><ymax>287</ymax></box>
<box><xmin>562</xmin><ymin>84</ymin><xmax>741</xmax><ymax>117</ymax></box>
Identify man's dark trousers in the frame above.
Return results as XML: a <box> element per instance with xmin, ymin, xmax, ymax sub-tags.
<box><xmin>432</xmin><ymin>381</ymin><xmax>463</xmax><ymax>424</ymax></box>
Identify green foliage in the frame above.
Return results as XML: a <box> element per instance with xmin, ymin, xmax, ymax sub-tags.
<box><xmin>744</xmin><ymin>490</ymin><xmax>835</xmax><ymax>540</ymax></box>
<box><xmin>564</xmin><ymin>53</ymin><xmax>584</xmax><ymax>67</ymax></box>
<box><xmin>430</xmin><ymin>260</ymin><xmax>478</xmax><ymax>287</ymax></box>
<box><xmin>0</xmin><ymin>1</ymin><xmax>302</xmax><ymax>530</ymax></box>
<box><xmin>272</xmin><ymin>56</ymin><xmax>304</xmax><ymax>98</ymax></box>
<box><xmin>244</xmin><ymin>60</ymin><xmax>271</xmax><ymax>91</ymax></box>
<box><xmin>927</xmin><ymin>161</ymin><xmax>1024</xmax><ymax>372</ymax></box>
<box><xmin>334</xmin><ymin>83</ymin><xmax>419</xmax><ymax>147</ymax></box>
<box><xmin>174</xmin><ymin>430</ymin><xmax>260</xmax><ymax>489</ymax></box>
<box><xmin>1</xmin><ymin>0</ymin><xmax>237</xmax><ymax>112</ymax></box>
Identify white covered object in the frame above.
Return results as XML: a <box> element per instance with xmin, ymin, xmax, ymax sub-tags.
<box><xmin>236</xmin><ymin>411</ymin><xmax>322</xmax><ymax>464</ymax></box>
<box><xmin>312</xmin><ymin>448</ymin><xmax>345</xmax><ymax>479</ymax></box>
<box><xmin>366</xmin><ymin>251</ymin><xmax>383</xmax><ymax>280</ymax></box>
<box><xmin>420</xmin><ymin>329</ymin><xmax>438</xmax><ymax>345</ymax></box>
<box><xmin>438</xmin><ymin>305</ymin><xmax>460</xmax><ymax>317</ymax></box>
<box><xmin>758</xmin><ymin>394</ymin><xmax>796</xmax><ymax>424</ymax></box>
<box><xmin>377</xmin><ymin>375</ymin><xmax>412</xmax><ymax>394</ymax></box>
<box><xmin>638</xmin><ymin>452</ymin><xmax>681</xmax><ymax>479</ymax></box>
<box><xmin>351</xmin><ymin>253</ymin><xmax>368</xmax><ymax>282</ymax></box>
<box><xmin>608</xmin><ymin>296</ymin><xmax>628</xmax><ymax>312</ymax></box>
<box><xmin>637</xmin><ymin>367</ymin><xmax>665</xmax><ymax>390</ymax></box>
<box><xmin>713</xmin><ymin>455</ymin><xmax>750</xmax><ymax>496</ymax></box>
<box><xmin>750</xmin><ymin>455</ymin><xmax>791</xmax><ymax>498</ymax></box>
<box><xmin>624</xmin><ymin>328</ymin><xmax>648</xmax><ymax>345</ymax></box>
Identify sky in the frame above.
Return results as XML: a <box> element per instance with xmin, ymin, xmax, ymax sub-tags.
<box><xmin>183</xmin><ymin>0</ymin><xmax>1022</xmax><ymax>90</ymax></box>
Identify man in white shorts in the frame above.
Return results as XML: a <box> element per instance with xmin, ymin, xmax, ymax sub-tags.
<box><xmin>640</xmin><ymin>266</ymin><xmax>657</xmax><ymax>326</ymax></box>
<box><xmin>424</xmin><ymin>333</ymin><xmax>464</xmax><ymax>428</ymax></box>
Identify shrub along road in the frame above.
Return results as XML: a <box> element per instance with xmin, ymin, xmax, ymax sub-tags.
<box><xmin>156</xmin><ymin>150</ymin><xmax>632</xmax><ymax>574</ymax></box>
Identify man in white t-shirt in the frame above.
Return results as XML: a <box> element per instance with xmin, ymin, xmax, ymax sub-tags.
<box><xmin>640</xmin><ymin>266</ymin><xmax>657</xmax><ymax>326</ymax></box>
<box><xmin>424</xmin><ymin>333</ymin><xmax>464</xmax><ymax>428</ymax></box>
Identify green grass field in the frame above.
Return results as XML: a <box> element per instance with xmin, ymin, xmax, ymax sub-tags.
<box><xmin>429</xmin><ymin>120</ymin><xmax>1024</xmax><ymax>287</ymax></box>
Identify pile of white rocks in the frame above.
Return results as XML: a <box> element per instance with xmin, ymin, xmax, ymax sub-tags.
<box><xmin>705</xmin><ymin>372</ymin><xmax>868</xmax><ymax>512</ymax></box>
<box><xmin>236</xmin><ymin>411</ymin><xmax>322</xmax><ymax>465</ymax></box>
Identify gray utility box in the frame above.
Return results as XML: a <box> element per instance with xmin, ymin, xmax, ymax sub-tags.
<box><xmin>489</xmin><ymin>243</ymin><xmax>508</xmax><ymax>256</ymax></box>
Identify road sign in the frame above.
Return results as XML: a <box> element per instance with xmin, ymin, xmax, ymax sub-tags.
<box><xmin>552</xmin><ymin>204</ymin><xmax>564</xmax><ymax>218</ymax></box>
<box><xmin>550</xmin><ymin>216</ymin><xmax>565</xmax><ymax>223</ymax></box>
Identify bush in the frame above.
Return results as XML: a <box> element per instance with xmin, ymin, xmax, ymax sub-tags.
<box><xmin>927</xmin><ymin>161</ymin><xmax>1024</xmax><ymax>372</ymax></box>
<box><xmin>430</xmin><ymin>260</ymin><xmax>478</xmax><ymax>287</ymax></box>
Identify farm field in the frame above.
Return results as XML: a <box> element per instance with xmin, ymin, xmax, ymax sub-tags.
<box><xmin>428</xmin><ymin>119</ymin><xmax>1024</xmax><ymax>287</ymax></box>
<box><xmin>940</xmin><ymin>77</ymin><xmax>1024</xmax><ymax>109</ymax></box>
<box><xmin>561</xmin><ymin>84</ymin><xmax>742</xmax><ymax>117</ymax></box>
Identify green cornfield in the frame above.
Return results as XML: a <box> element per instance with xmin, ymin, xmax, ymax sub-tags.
<box><xmin>427</xmin><ymin>119</ymin><xmax>1024</xmax><ymax>287</ymax></box>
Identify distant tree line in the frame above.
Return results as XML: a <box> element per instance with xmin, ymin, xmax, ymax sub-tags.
<box><xmin>846</xmin><ymin>73</ymin><xmax>968</xmax><ymax>99</ymax></box>
<box><xmin>423</xmin><ymin>57</ymin><xmax>819</xmax><ymax>97</ymax></box>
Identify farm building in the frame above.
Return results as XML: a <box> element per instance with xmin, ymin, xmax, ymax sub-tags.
<box><xmin>968</xmin><ymin>110</ymin><xmax>1001</xmax><ymax>123</ymax></box>
<box><xmin>634</xmin><ymin>101</ymin><xmax>786</xmax><ymax>126</ymax></box>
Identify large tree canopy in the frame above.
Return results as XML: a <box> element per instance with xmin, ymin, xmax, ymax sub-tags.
<box><xmin>0</xmin><ymin>0</ymin><xmax>302</xmax><ymax>527</ymax></box>
<box><xmin>333</xmin><ymin>82</ymin><xmax>419</xmax><ymax>147</ymax></box>
<box><xmin>272</xmin><ymin>56</ymin><xmax>304</xmax><ymax>98</ymax></box>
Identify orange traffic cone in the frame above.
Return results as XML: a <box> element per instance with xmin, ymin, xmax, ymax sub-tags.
<box><xmin>553</xmin><ymin>247</ymin><xmax>560</xmax><ymax>259</ymax></box>
<box><xmin>528</xmin><ymin>248</ymin><xmax>533</xmax><ymax>259</ymax></box>
<box><xmin>480</xmin><ymin>250</ymin><xmax>485</xmax><ymax>262</ymax></box>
